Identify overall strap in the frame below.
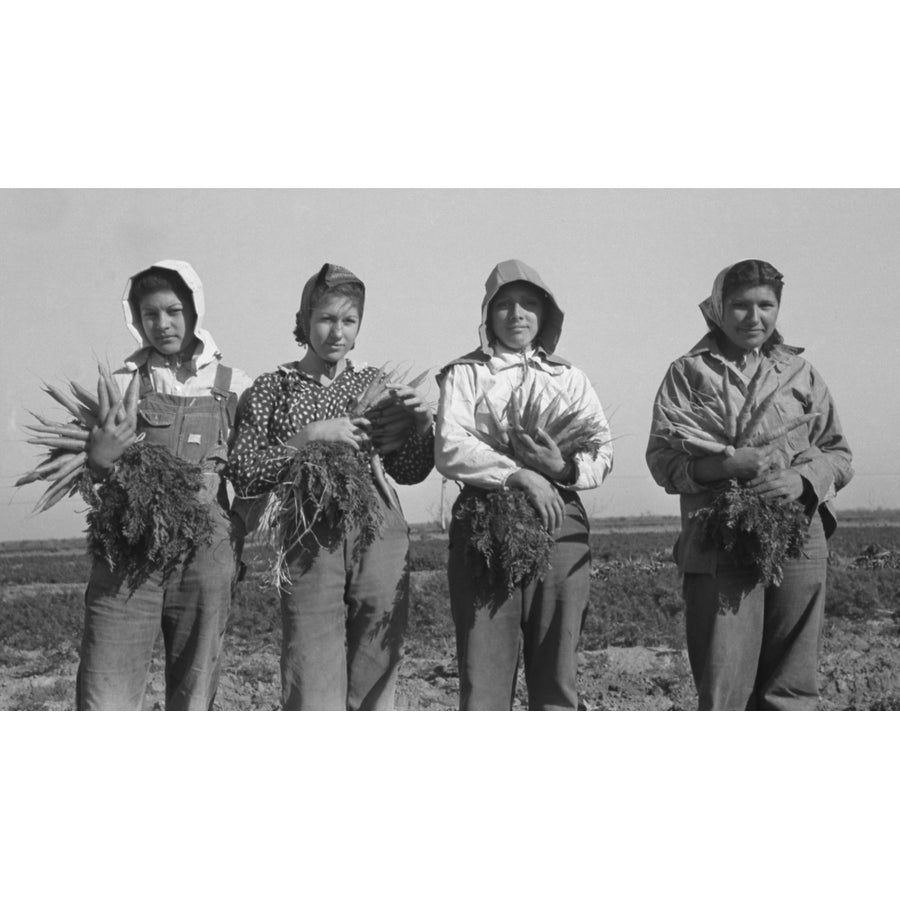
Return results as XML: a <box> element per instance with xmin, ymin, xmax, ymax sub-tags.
<box><xmin>138</xmin><ymin>361</ymin><xmax>155</xmax><ymax>398</ymax></box>
<box><xmin>211</xmin><ymin>364</ymin><xmax>233</xmax><ymax>399</ymax></box>
<box><xmin>211</xmin><ymin>365</ymin><xmax>238</xmax><ymax>425</ymax></box>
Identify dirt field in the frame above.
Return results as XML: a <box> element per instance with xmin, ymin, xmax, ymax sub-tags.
<box><xmin>2</xmin><ymin>515</ymin><xmax>899</xmax><ymax>711</ymax></box>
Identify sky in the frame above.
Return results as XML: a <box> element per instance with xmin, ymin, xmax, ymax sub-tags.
<box><xmin>2</xmin><ymin>188</ymin><xmax>898</xmax><ymax>541</ymax></box>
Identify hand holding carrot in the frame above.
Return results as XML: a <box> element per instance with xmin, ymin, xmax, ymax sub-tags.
<box><xmin>366</xmin><ymin>383</ymin><xmax>433</xmax><ymax>454</ymax></box>
<box><xmin>722</xmin><ymin>445</ymin><xmax>777</xmax><ymax>480</ymax></box>
<box><xmin>509</xmin><ymin>426</ymin><xmax>568</xmax><ymax>481</ymax></box>
<box><xmin>384</xmin><ymin>383</ymin><xmax>434</xmax><ymax>436</ymax></box>
<box><xmin>87</xmin><ymin>370</ymin><xmax>139</xmax><ymax>475</ymax></box>
<box><xmin>506</xmin><ymin>468</ymin><xmax>566</xmax><ymax>533</ymax></box>
<box><xmin>746</xmin><ymin>467</ymin><xmax>805</xmax><ymax>503</ymax></box>
<box><xmin>287</xmin><ymin>416</ymin><xmax>371</xmax><ymax>451</ymax></box>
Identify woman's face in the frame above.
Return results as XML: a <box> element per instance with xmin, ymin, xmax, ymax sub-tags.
<box><xmin>490</xmin><ymin>283</ymin><xmax>544</xmax><ymax>352</ymax></box>
<box><xmin>138</xmin><ymin>289</ymin><xmax>197</xmax><ymax>357</ymax></box>
<box><xmin>308</xmin><ymin>292</ymin><xmax>361</xmax><ymax>364</ymax></box>
<box><xmin>720</xmin><ymin>284</ymin><xmax>780</xmax><ymax>352</ymax></box>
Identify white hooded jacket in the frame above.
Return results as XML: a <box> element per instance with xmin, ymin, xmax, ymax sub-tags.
<box><xmin>435</xmin><ymin>260</ymin><xmax>613</xmax><ymax>492</ymax></box>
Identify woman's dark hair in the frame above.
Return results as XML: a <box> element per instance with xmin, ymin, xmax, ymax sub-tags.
<box><xmin>130</xmin><ymin>268</ymin><xmax>193</xmax><ymax>308</ymax></box>
<box><xmin>293</xmin><ymin>282</ymin><xmax>364</xmax><ymax>345</ymax></box>
<box><xmin>712</xmin><ymin>258</ymin><xmax>786</xmax><ymax>354</ymax></box>
<box><xmin>722</xmin><ymin>259</ymin><xmax>784</xmax><ymax>303</ymax></box>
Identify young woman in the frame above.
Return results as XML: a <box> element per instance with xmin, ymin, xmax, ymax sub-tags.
<box><xmin>228</xmin><ymin>263</ymin><xmax>434</xmax><ymax>710</ymax></box>
<box><xmin>78</xmin><ymin>260</ymin><xmax>252</xmax><ymax>710</ymax></box>
<box><xmin>435</xmin><ymin>259</ymin><xmax>613</xmax><ymax>710</ymax></box>
<box><xmin>646</xmin><ymin>259</ymin><xmax>853</xmax><ymax>710</ymax></box>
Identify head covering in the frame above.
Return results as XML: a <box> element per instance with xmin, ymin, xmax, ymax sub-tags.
<box><xmin>295</xmin><ymin>263</ymin><xmax>365</xmax><ymax>345</ymax></box>
<box><xmin>479</xmin><ymin>259</ymin><xmax>564</xmax><ymax>355</ymax></box>
<box><xmin>121</xmin><ymin>260</ymin><xmax>221</xmax><ymax>368</ymax></box>
<box><xmin>699</xmin><ymin>259</ymin><xmax>784</xmax><ymax>328</ymax></box>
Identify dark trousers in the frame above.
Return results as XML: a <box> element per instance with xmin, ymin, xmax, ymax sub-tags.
<box><xmin>448</xmin><ymin>490</ymin><xmax>591</xmax><ymax>710</ymax></box>
<box><xmin>683</xmin><ymin>514</ymin><xmax>828</xmax><ymax>710</ymax></box>
<box><xmin>280</xmin><ymin>498</ymin><xmax>410</xmax><ymax>711</ymax></box>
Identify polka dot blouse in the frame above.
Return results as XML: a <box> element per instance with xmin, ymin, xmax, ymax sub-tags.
<box><xmin>228</xmin><ymin>360</ymin><xmax>434</xmax><ymax>497</ymax></box>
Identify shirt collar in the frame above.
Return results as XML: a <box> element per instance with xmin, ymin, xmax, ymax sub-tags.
<box><xmin>486</xmin><ymin>345</ymin><xmax>568</xmax><ymax>375</ymax></box>
<box><xmin>686</xmin><ymin>333</ymin><xmax>804</xmax><ymax>370</ymax></box>
<box><xmin>122</xmin><ymin>332</ymin><xmax>221</xmax><ymax>374</ymax></box>
<box><xmin>278</xmin><ymin>357</ymin><xmax>362</xmax><ymax>384</ymax></box>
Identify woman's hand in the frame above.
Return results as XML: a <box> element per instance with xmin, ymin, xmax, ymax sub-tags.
<box><xmin>694</xmin><ymin>445</ymin><xmax>776</xmax><ymax>484</ymax></box>
<box><xmin>746</xmin><ymin>467</ymin><xmax>805</xmax><ymax>503</ymax></box>
<box><xmin>506</xmin><ymin>468</ymin><xmax>566</xmax><ymax>534</ymax></box>
<box><xmin>87</xmin><ymin>371</ymin><xmax>139</xmax><ymax>475</ymax></box>
<box><xmin>383</xmin><ymin>384</ymin><xmax>434</xmax><ymax>436</ymax></box>
<box><xmin>723</xmin><ymin>446</ymin><xmax>777</xmax><ymax>480</ymax></box>
<box><xmin>509</xmin><ymin>426</ymin><xmax>569</xmax><ymax>481</ymax></box>
<box><xmin>87</xmin><ymin>419</ymin><xmax>136</xmax><ymax>475</ymax></box>
<box><xmin>286</xmin><ymin>416</ymin><xmax>370</xmax><ymax>451</ymax></box>
<box><xmin>367</xmin><ymin>384</ymin><xmax>434</xmax><ymax>454</ymax></box>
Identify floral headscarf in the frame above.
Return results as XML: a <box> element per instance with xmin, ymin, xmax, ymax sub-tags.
<box><xmin>698</xmin><ymin>265</ymin><xmax>732</xmax><ymax>329</ymax></box>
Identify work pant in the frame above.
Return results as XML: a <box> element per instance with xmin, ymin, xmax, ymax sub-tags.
<box><xmin>280</xmin><ymin>498</ymin><xmax>410</xmax><ymax>711</ymax></box>
<box><xmin>448</xmin><ymin>489</ymin><xmax>591</xmax><ymax>711</ymax></box>
<box><xmin>683</xmin><ymin>514</ymin><xmax>828</xmax><ymax>711</ymax></box>
<box><xmin>76</xmin><ymin>502</ymin><xmax>235</xmax><ymax>711</ymax></box>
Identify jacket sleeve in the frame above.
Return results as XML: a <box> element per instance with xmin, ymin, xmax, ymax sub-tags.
<box><xmin>645</xmin><ymin>360</ymin><xmax>709</xmax><ymax>495</ymax></box>
<box><xmin>227</xmin><ymin>372</ymin><xmax>297</xmax><ymax>497</ymax></box>
<box><xmin>434</xmin><ymin>364</ymin><xmax>521</xmax><ymax>489</ymax></box>
<box><xmin>383</xmin><ymin>427</ymin><xmax>435</xmax><ymax>485</ymax></box>
<box><xmin>789</xmin><ymin>364</ymin><xmax>853</xmax><ymax>505</ymax></box>
<box><xmin>559</xmin><ymin>368</ymin><xmax>614</xmax><ymax>491</ymax></box>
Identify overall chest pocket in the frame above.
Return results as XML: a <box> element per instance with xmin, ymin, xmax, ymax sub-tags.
<box><xmin>137</xmin><ymin>396</ymin><xmax>226</xmax><ymax>466</ymax></box>
<box><xmin>137</xmin><ymin>402</ymin><xmax>177</xmax><ymax>444</ymax></box>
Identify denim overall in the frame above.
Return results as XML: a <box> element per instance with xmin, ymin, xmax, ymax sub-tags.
<box><xmin>77</xmin><ymin>364</ymin><xmax>238</xmax><ymax>711</ymax></box>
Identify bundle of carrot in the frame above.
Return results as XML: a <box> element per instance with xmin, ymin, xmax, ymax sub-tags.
<box><xmin>464</xmin><ymin>358</ymin><xmax>607</xmax><ymax>462</ymax></box>
<box><xmin>456</xmin><ymin>358</ymin><xmax>608</xmax><ymax>599</ymax></box>
<box><xmin>454</xmin><ymin>488</ymin><xmax>556</xmax><ymax>604</ymax></box>
<box><xmin>19</xmin><ymin>367</ymin><xmax>214</xmax><ymax>589</ymax></box>
<box><xmin>255</xmin><ymin>365</ymin><xmax>429</xmax><ymax>589</ymax></box>
<box><xmin>16</xmin><ymin>368</ymin><xmax>138</xmax><ymax>512</ymax></box>
<box><xmin>656</xmin><ymin>365</ymin><xmax>820</xmax><ymax>585</ymax></box>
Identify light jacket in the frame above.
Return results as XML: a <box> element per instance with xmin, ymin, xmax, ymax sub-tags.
<box><xmin>646</xmin><ymin>334</ymin><xmax>853</xmax><ymax>574</ymax></box>
<box><xmin>435</xmin><ymin>260</ymin><xmax>613</xmax><ymax>491</ymax></box>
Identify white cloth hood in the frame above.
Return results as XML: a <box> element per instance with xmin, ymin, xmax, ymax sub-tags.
<box><xmin>478</xmin><ymin>259</ymin><xmax>564</xmax><ymax>356</ymax></box>
<box><xmin>121</xmin><ymin>259</ymin><xmax>221</xmax><ymax>370</ymax></box>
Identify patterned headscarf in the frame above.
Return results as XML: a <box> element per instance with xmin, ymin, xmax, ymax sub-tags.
<box><xmin>698</xmin><ymin>265</ymin><xmax>732</xmax><ymax>329</ymax></box>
